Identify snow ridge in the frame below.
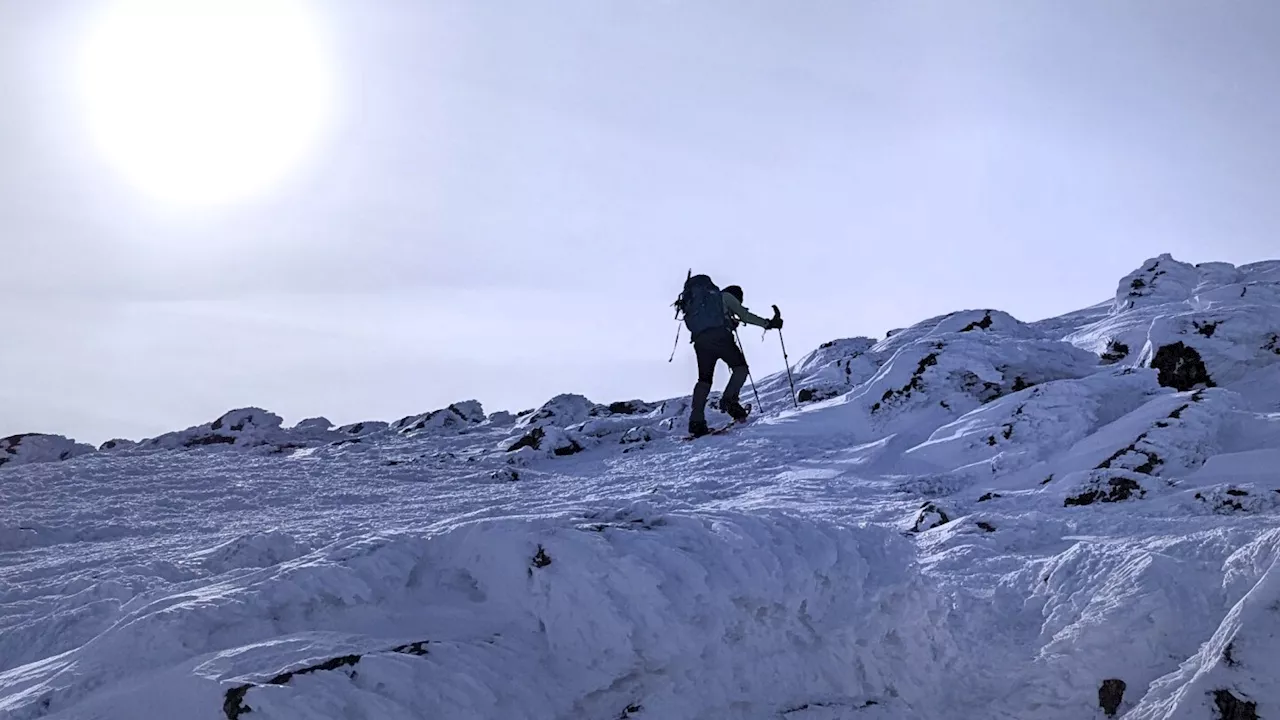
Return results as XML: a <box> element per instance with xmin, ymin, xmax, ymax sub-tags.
<box><xmin>2</xmin><ymin>254</ymin><xmax>1279</xmax><ymax>720</ymax></box>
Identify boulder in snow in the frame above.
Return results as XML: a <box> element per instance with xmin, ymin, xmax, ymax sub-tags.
<box><xmin>140</xmin><ymin>408</ymin><xmax>285</xmax><ymax>450</ymax></box>
<box><xmin>911</xmin><ymin>502</ymin><xmax>951</xmax><ymax>532</ymax></box>
<box><xmin>336</xmin><ymin>420</ymin><xmax>389</xmax><ymax>436</ymax></box>
<box><xmin>0</xmin><ymin>433</ymin><xmax>95</xmax><ymax>470</ymax></box>
<box><xmin>506</xmin><ymin>426</ymin><xmax>584</xmax><ymax>457</ymax></box>
<box><xmin>518</xmin><ymin>394</ymin><xmax>597</xmax><ymax>428</ymax></box>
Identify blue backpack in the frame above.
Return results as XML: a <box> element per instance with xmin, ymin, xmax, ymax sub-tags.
<box><xmin>679</xmin><ymin>274</ymin><xmax>727</xmax><ymax>336</ymax></box>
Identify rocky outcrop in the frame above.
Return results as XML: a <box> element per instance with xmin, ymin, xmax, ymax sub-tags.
<box><xmin>1150</xmin><ymin>342</ymin><xmax>1215</xmax><ymax>391</ymax></box>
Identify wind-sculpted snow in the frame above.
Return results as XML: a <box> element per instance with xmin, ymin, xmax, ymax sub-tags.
<box><xmin>2</xmin><ymin>254</ymin><xmax>1279</xmax><ymax>719</ymax></box>
<box><xmin>0</xmin><ymin>433</ymin><xmax>94</xmax><ymax>469</ymax></box>
<box><xmin>0</xmin><ymin>509</ymin><xmax>957</xmax><ymax>720</ymax></box>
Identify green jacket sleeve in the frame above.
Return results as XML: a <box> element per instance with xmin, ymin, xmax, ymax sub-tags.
<box><xmin>722</xmin><ymin>292</ymin><xmax>770</xmax><ymax>328</ymax></box>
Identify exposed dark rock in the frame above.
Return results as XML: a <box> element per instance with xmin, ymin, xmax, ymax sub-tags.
<box><xmin>532</xmin><ymin>545</ymin><xmax>552</xmax><ymax>568</ymax></box>
<box><xmin>348</xmin><ymin>423</ymin><xmax>364</xmax><ymax>434</ymax></box>
<box><xmin>1151</xmin><ymin>342</ymin><xmax>1215</xmax><ymax>391</ymax></box>
<box><xmin>1266</xmin><ymin>334</ymin><xmax>1280</xmax><ymax>355</ymax></box>
<box><xmin>266</xmin><ymin>654</ymin><xmax>361</xmax><ymax>686</ymax></box>
<box><xmin>1126</xmin><ymin>264</ymin><xmax>1168</xmax><ymax>298</ymax></box>
<box><xmin>783</xmin><ymin>700</ymin><xmax>879</xmax><ymax>715</ymax></box>
<box><xmin>392</xmin><ymin>641</ymin><xmax>429</xmax><ymax>656</ymax></box>
<box><xmin>1226</xmin><ymin>488</ymin><xmax>1249</xmax><ymax>497</ymax></box>
<box><xmin>1065</xmin><ymin>476</ymin><xmax>1144</xmax><ymax>506</ymax></box>
<box><xmin>1196</xmin><ymin>491</ymin><xmax>1246</xmax><ymax>513</ymax></box>
<box><xmin>184</xmin><ymin>435</ymin><xmax>237</xmax><ymax>448</ymax></box>
<box><xmin>617</xmin><ymin>703</ymin><xmax>643</xmax><ymax>718</ymax></box>
<box><xmin>911</xmin><ymin>502</ymin><xmax>950</xmax><ymax>532</ymax></box>
<box><xmin>1194</xmin><ymin>320</ymin><xmax>1220</xmax><ymax>338</ymax></box>
<box><xmin>873</xmin><ymin>351</ymin><xmax>940</xmax><ymax>413</ymax></box>
<box><xmin>553</xmin><ymin>441</ymin><xmax>584</xmax><ymax>457</ymax></box>
<box><xmin>976</xmin><ymin>521</ymin><xmax>996</xmax><ymax>533</ymax></box>
<box><xmin>1011</xmin><ymin>376</ymin><xmax>1033</xmax><ymax>392</ymax></box>
<box><xmin>620</xmin><ymin>427</ymin><xmax>652</xmax><ymax>445</ymax></box>
<box><xmin>798</xmin><ymin>387</ymin><xmax>839</xmax><ymax>403</ymax></box>
<box><xmin>1041</xmin><ymin>474</ymin><xmax>1055</xmax><ymax>485</ymax></box>
<box><xmin>1</xmin><ymin>433</ymin><xmax>36</xmax><ymax>457</ymax></box>
<box><xmin>1223</xmin><ymin>642</ymin><xmax>1239</xmax><ymax>667</ymax></box>
<box><xmin>1212</xmin><ymin>689</ymin><xmax>1257</xmax><ymax>720</ymax></box>
<box><xmin>960</xmin><ymin>311</ymin><xmax>994</xmax><ymax>332</ymax></box>
<box><xmin>1101</xmin><ymin>340</ymin><xmax>1131</xmax><ymax>365</ymax></box>
<box><xmin>608</xmin><ymin>401</ymin><xmax>644</xmax><ymax>415</ymax></box>
<box><xmin>224</xmin><ymin>685</ymin><xmax>251</xmax><ymax>720</ymax></box>
<box><xmin>222</xmin><ymin>641</ymin><xmax>434</xmax><ymax>720</ymax></box>
<box><xmin>977</xmin><ymin>492</ymin><xmax>1001</xmax><ymax>502</ymax></box>
<box><xmin>508</xmin><ymin>427</ymin><xmax>545</xmax><ymax>452</ymax></box>
<box><xmin>1097</xmin><ymin>434</ymin><xmax>1161</xmax><ymax>475</ymax></box>
<box><xmin>491</xmin><ymin>468</ymin><xmax>520</xmax><ymax>482</ymax></box>
<box><xmin>1099</xmin><ymin>678</ymin><xmax>1126</xmax><ymax>717</ymax></box>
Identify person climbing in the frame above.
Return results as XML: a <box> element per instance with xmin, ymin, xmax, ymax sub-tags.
<box><xmin>674</xmin><ymin>274</ymin><xmax>783</xmax><ymax>437</ymax></box>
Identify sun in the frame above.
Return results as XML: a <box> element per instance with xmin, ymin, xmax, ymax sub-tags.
<box><xmin>78</xmin><ymin>0</ymin><xmax>335</xmax><ymax>207</ymax></box>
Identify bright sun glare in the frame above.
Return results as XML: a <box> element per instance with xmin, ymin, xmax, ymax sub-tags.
<box><xmin>79</xmin><ymin>0</ymin><xmax>334</xmax><ymax>207</ymax></box>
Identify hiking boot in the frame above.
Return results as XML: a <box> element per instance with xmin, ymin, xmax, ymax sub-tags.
<box><xmin>688</xmin><ymin>419</ymin><xmax>710</xmax><ymax>437</ymax></box>
<box><xmin>723</xmin><ymin>401</ymin><xmax>750</xmax><ymax>422</ymax></box>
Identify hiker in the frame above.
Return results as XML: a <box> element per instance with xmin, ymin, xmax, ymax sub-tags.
<box><xmin>676</xmin><ymin>275</ymin><xmax>783</xmax><ymax>437</ymax></box>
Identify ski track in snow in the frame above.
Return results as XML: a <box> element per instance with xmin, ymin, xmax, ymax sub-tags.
<box><xmin>2</xmin><ymin>254</ymin><xmax>1279</xmax><ymax>720</ymax></box>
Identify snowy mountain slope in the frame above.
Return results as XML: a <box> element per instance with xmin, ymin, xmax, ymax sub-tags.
<box><xmin>1</xmin><ymin>254</ymin><xmax>1279</xmax><ymax>720</ymax></box>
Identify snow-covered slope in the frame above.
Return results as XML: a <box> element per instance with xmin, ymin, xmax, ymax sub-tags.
<box><xmin>2</xmin><ymin>254</ymin><xmax>1278</xmax><ymax>720</ymax></box>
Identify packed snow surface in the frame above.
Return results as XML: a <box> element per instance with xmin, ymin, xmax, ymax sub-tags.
<box><xmin>2</xmin><ymin>254</ymin><xmax>1279</xmax><ymax>719</ymax></box>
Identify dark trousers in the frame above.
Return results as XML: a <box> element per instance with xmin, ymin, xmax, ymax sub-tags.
<box><xmin>690</xmin><ymin>327</ymin><xmax>748</xmax><ymax>424</ymax></box>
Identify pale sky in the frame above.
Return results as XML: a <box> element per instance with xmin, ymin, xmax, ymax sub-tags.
<box><xmin>3</xmin><ymin>0</ymin><xmax>1278</xmax><ymax>445</ymax></box>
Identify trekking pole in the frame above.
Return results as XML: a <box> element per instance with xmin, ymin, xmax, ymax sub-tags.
<box><xmin>772</xmin><ymin>305</ymin><xmax>799</xmax><ymax>408</ymax></box>
<box><xmin>733</xmin><ymin>327</ymin><xmax>764</xmax><ymax>413</ymax></box>
<box><xmin>668</xmin><ymin>268</ymin><xmax>691</xmax><ymax>362</ymax></box>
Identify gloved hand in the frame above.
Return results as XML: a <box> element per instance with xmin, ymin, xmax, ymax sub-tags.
<box><xmin>767</xmin><ymin>317</ymin><xmax>784</xmax><ymax>330</ymax></box>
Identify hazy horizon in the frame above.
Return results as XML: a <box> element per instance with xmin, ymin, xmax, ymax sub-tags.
<box><xmin>3</xmin><ymin>0</ymin><xmax>1278</xmax><ymax>445</ymax></box>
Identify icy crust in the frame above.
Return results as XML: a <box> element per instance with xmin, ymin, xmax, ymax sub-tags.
<box><xmin>0</xmin><ymin>510</ymin><xmax>957</xmax><ymax>720</ymax></box>
<box><xmin>901</xmin><ymin>366</ymin><xmax>1166</xmax><ymax>480</ymax></box>
<box><xmin>1010</xmin><ymin>532</ymin><xmax>1239</xmax><ymax>719</ymax></box>
<box><xmin>0</xmin><ymin>433</ymin><xmax>94</xmax><ymax>470</ymax></box>
<box><xmin>1125</xmin><ymin>547</ymin><xmax>1280</xmax><ymax>720</ymax></box>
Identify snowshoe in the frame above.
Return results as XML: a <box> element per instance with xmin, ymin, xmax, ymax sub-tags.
<box><xmin>681</xmin><ymin>404</ymin><xmax>752</xmax><ymax>441</ymax></box>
